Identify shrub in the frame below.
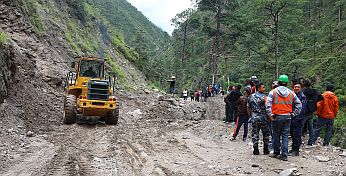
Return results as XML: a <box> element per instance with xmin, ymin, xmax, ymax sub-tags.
<box><xmin>0</xmin><ymin>32</ymin><xmax>9</xmax><ymax>45</ymax></box>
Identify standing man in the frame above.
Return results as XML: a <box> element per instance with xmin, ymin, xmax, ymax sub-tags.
<box><xmin>182</xmin><ymin>89</ymin><xmax>188</xmax><ymax>101</ymax></box>
<box><xmin>231</xmin><ymin>88</ymin><xmax>251</xmax><ymax>141</ymax></box>
<box><xmin>249</xmin><ymin>83</ymin><xmax>270</xmax><ymax>155</ymax></box>
<box><xmin>289</xmin><ymin>82</ymin><xmax>307</xmax><ymax>156</ymax></box>
<box><xmin>302</xmin><ymin>79</ymin><xmax>324</xmax><ymax>144</ymax></box>
<box><xmin>308</xmin><ymin>84</ymin><xmax>339</xmax><ymax>146</ymax></box>
<box><xmin>230</xmin><ymin>85</ymin><xmax>243</xmax><ymax>122</ymax></box>
<box><xmin>202</xmin><ymin>85</ymin><xmax>209</xmax><ymax>102</ymax></box>
<box><xmin>194</xmin><ymin>89</ymin><xmax>200</xmax><ymax>102</ymax></box>
<box><xmin>266</xmin><ymin>75</ymin><xmax>302</xmax><ymax>161</ymax></box>
<box><xmin>167</xmin><ymin>76</ymin><xmax>176</xmax><ymax>97</ymax></box>
<box><xmin>224</xmin><ymin>85</ymin><xmax>242</xmax><ymax>123</ymax></box>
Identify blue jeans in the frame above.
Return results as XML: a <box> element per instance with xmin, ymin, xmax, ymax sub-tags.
<box><xmin>170</xmin><ymin>87</ymin><xmax>175</xmax><ymax>94</ymax></box>
<box><xmin>290</xmin><ymin>117</ymin><xmax>304</xmax><ymax>150</ymax></box>
<box><xmin>304</xmin><ymin>114</ymin><xmax>314</xmax><ymax>144</ymax></box>
<box><xmin>271</xmin><ymin>115</ymin><xmax>291</xmax><ymax>157</ymax></box>
<box><xmin>310</xmin><ymin>118</ymin><xmax>334</xmax><ymax>145</ymax></box>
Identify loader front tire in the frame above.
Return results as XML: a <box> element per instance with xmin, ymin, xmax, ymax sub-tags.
<box><xmin>103</xmin><ymin>108</ymin><xmax>119</xmax><ymax>125</ymax></box>
<box><xmin>63</xmin><ymin>94</ymin><xmax>77</xmax><ymax>124</ymax></box>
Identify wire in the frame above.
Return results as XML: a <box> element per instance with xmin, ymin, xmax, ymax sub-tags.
<box><xmin>224</xmin><ymin>38</ymin><xmax>345</xmax><ymax>58</ymax></box>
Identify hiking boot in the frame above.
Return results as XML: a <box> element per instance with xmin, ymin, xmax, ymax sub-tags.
<box><xmin>277</xmin><ymin>155</ymin><xmax>288</xmax><ymax>161</ymax></box>
<box><xmin>253</xmin><ymin>145</ymin><xmax>259</xmax><ymax>155</ymax></box>
<box><xmin>263</xmin><ymin>144</ymin><xmax>270</xmax><ymax>155</ymax></box>
<box><xmin>288</xmin><ymin>150</ymin><xmax>299</xmax><ymax>156</ymax></box>
<box><xmin>269</xmin><ymin>153</ymin><xmax>279</xmax><ymax>158</ymax></box>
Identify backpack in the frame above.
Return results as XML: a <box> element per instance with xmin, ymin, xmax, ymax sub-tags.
<box><xmin>305</xmin><ymin>92</ymin><xmax>319</xmax><ymax>115</ymax></box>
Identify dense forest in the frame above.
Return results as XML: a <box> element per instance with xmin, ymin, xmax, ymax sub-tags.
<box><xmin>148</xmin><ymin>0</ymin><xmax>346</xmax><ymax>147</ymax></box>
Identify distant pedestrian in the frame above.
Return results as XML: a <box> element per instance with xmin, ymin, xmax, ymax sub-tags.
<box><xmin>308</xmin><ymin>84</ymin><xmax>339</xmax><ymax>146</ymax></box>
<box><xmin>250</xmin><ymin>76</ymin><xmax>259</xmax><ymax>94</ymax></box>
<box><xmin>214</xmin><ymin>83</ymin><xmax>219</xmax><ymax>95</ymax></box>
<box><xmin>202</xmin><ymin>86</ymin><xmax>209</xmax><ymax>102</ymax></box>
<box><xmin>194</xmin><ymin>90</ymin><xmax>200</xmax><ymax>102</ymax></box>
<box><xmin>182</xmin><ymin>89</ymin><xmax>188</xmax><ymax>100</ymax></box>
<box><xmin>227</xmin><ymin>85</ymin><xmax>235</xmax><ymax>94</ymax></box>
<box><xmin>231</xmin><ymin>88</ymin><xmax>251</xmax><ymax>141</ymax></box>
<box><xmin>266</xmin><ymin>75</ymin><xmax>302</xmax><ymax>161</ymax></box>
<box><xmin>225</xmin><ymin>85</ymin><xmax>242</xmax><ymax>123</ymax></box>
<box><xmin>245</xmin><ymin>79</ymin><xmax>252</xmax><ymax>89</ymax></box>
<box><xmin>248</xmin><ymin>83</ymin><xmax>270</xmax><ymax>155</ymax></box>
<box><xmin>190</xmin><ymin>91</ymin><xmax>194</xmax><ymax>101</ymax></box>
<box><xmin>219</xmin><ymin>85</ymin><xmax>223</xmax><ymax>95</ymax></box>
<box><xmin>208</xmin><ymin>85</ymin><xmax>213</xmax><ymax>97</ymax></box>
<box><xmin>167</xmin><ymin>76</ymin><xmax>176</xmax><ymax>96</ymax></box>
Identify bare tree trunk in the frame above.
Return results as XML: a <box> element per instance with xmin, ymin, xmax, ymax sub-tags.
<box><xmin>308</xmin><ymin>1</ymin><xmax>311</xmax><ymax>21</ymax></box>
<box><xmin>182</xmin><ymin>22</ymin><xmax>188</xmax><ymax>66</ymax></box>
<box><xmin>339</xmin><ymin>2</ymin><xmax>342</xmax><ymax>24</ymax></box>
<box><xmin>329</xmin><ymin>25</ymin><xmax>333</xmax><ymax>53</ymax></box>
<box><xmin>274</xmin><ymin>17</ymin><xmax>279</xmax><ymax>79</ymax></box>
<box><xmin>178</xmin><ymin>21</ymin><xmax>188</xmax><ymax>90</ymax></box>
<box><xmin>215</xmin><ymin>7</ymin><xmax>221</xmax><ymax>75</ymax></box>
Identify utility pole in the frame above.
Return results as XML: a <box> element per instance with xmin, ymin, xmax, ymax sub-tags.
<box><xmin>159</xmin><ymin>66</ymin><xmax>163</xmax><ymax>90</ymax></box>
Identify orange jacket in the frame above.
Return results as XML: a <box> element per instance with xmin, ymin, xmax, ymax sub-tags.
<box><xmin>272</xmin><ymin>91</ymin><xmax>294</xmax><ymax>115</ymax></box>
<box><xmin>316</xmin><ymin>91</ymin><xmax>339</xmax><ymax>119</ymax></box>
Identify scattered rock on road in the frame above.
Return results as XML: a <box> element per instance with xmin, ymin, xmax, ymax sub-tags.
<box><xmin>316</xmin><ymin>156</ymin><xmax>330</xmax><ymax>162</ymax></box>
<box><xmin>340</xmin><ymin>151</ymin><xmax>346</xmax><ymax>157</ymax></box>
<box><xmin>252</xmin><ymin>163</ymin><xmax>260</xmax><ymax>167</ymax></box>
<box><xmin>26</xmin><ymin>131</ymin><xmax>34</xmax><ymax>137</ymax></box>
<box><xmin>144</xmin><ymin>89</ymin><xmax>151</xmax><ymax>94</ymax></box>
<box><xmin>279</xmin><ymin>168</ymin><xmax>298</xmax><ymax>176</ymax></box>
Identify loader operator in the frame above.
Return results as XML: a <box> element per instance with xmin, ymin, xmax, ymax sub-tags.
<box><xmin>83</xmin><ymin>66</ymin><xmax>97</xmax><ymax>77</ymax></box>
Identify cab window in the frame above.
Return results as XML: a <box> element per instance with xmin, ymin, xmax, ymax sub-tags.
<box><xmin>80</xmin><ymin>60</ymin><xmax>103</xmax><ymax>78</ymax></box>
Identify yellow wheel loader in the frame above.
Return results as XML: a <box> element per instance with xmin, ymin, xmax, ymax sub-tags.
<box><xmin>63</xmin><ymin>57</ymin><xmax>119</xmax><ymax>125</ymax></box>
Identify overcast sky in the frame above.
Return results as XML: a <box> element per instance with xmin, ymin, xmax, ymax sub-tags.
<box><xmin>127</xmin><ymin>0</ymin><xmax>193</xmax><ymax>35</ymax></box>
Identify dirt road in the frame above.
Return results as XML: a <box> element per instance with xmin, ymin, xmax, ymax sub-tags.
<box><xmin>1</xmin><ymin>92</ymin><xmax>346</xmax><ymax>176</ymax></box>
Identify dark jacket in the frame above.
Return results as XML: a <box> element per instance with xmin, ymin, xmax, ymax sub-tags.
<box><xmin>224</xmin><ymin>90</ymin><xmax>242</xmax><ymax>108</ymax></box>
<box><xmin>293</xmin><ymin>91</ymin><xmax>307</xmax><ymax>120</ymax></box>
<box><xmin>302</xmin><ymin>87</ymin><xmax>323</xmax><ymax>115</ymax></box>
<box><xmin>238</xmin><ymin>96</ymin><xmax>250</xmax><ymax>116</ymax></box>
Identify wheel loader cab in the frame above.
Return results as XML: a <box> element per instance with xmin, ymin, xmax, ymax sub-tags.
<box><xmin>79</xmin><ymin>59</ymin><xmax>104</xmax><ymax>78</ymax></box>
<box><xmin>63</xmin><ymin>57</ymin><xmax>119</xmax><ymax>125</ymax></box>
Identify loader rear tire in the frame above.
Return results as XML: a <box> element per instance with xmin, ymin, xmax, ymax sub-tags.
<box><xmin>63</xmin><ymin>94</ymin><xmax>77</xmax><ymax>124</ymax></box>
<box><xmin>103</xmin><ymin>108</ymin><xmax>119</xmax><ymax>125</ymax></box>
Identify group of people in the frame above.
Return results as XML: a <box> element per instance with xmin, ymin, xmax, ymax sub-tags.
<box><xmin>182</xmin><ymin>83</ymin><xmax>224</xmax><ymax>102</ymax></box>
<box><xmin>225</xmin><ymin>75</ymin><xmax>339</xmax><ymax>161</ymax></box>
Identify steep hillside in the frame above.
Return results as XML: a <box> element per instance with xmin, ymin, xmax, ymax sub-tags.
<box><xmin>84</xmin><ymin>0</ymin><xmax>170</xmax><ymax>51</ymax></box>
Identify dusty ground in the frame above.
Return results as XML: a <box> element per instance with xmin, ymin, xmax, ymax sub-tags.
<box><xmin>1</xmin><ymin>92</ymin><xmax>346</xmax><ymax>176</ymax></box>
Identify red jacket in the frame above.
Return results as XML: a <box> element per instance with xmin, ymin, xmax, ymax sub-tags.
<box><xmin>316</xmin><ymin>91</ymin><xmax>339</xmax><ymax>119</ymax></box>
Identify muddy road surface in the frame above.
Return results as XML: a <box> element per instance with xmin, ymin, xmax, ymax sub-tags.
<box><xmin>1</xmin><ymin>92</ymin><xmax>346</xmax><ymax>176</ymax></box>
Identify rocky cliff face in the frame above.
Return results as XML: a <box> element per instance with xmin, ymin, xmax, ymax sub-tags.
<box><xmin>0</xmin><ymin>45</ymin><xmax>16</xmax><ymax>103</ymax></box>
<box><xmin>0</xmin><ymin>0</ymin><xmax>69</xmax><ymax>132</ymax></box>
